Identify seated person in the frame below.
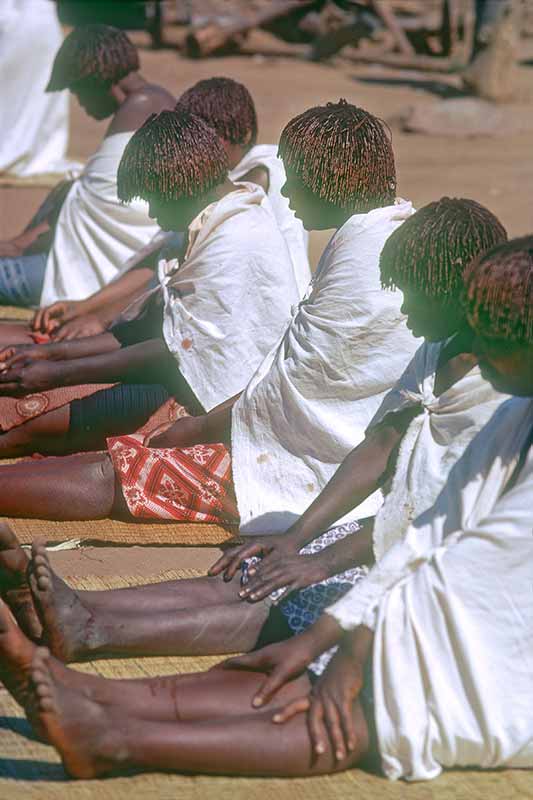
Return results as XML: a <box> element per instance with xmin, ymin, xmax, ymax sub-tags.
<box><xmin>0</xmin><ymin>198</ymin><xmax>508</xmax><ymax>664</ymax></box>
<box><xmin>15</xmin><ymin>75</ymin><xmax>309</xmax><ymax>347</ymax></box>
<box><xmin>0</xmin><ymin>237</ymin><xmax>532</xmax><ymax>781</ymax></box>
<box><xmin>0</xmin><ymin>108</ymin><xmax>298</xmax><ymax>455</ymax></box>
<box><xmin>0</xmin><ymin>24</ymin><xmax>175</xmax><ymax>308</ymax></box>
<box><xmin>0</xmin><ymin>101</ymin><xmax>418</xmax><ymax>505</ymax></box>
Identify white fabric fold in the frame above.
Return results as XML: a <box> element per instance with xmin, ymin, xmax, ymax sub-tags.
<box><xmin>41</xmin><ymin>132</ymin><xmax>160</xmax><ymax>304</ymax></box>
<box><xmin>160</xmin><ymin>183</ymin><xmax>298</xmax><ymax>411</ymax></box>
<box><xmin>327</xmin><ymin>396</ymin><xmax>533</xmax><ymax>781</ymax></box>
<box><xmin>368</xmin><ymin>339</ymin><xmax>508</xmax><ymax>560</ymax></box>
<box><xmin>0</xmin><ymin>1</ymin><xmax>76</xmax><ymax>177</ymax></box>
<box><xmin>231</xmin><ymin>200</ymin><xmax>419</xmax><ymax>533</ymax></box>
<box><xmin>229</xmin><ymin>144</ymin><xmax>311</xmax><ymax>297</ymax></box>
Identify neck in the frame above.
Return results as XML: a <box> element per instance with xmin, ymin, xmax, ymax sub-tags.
<box><xmin>112</xmin><ymin>72</ymin><xmax>147</xmax><ymax>105</ymax></box>
<box><xmin>214</xmin><ymin>178</ymin><xmax>239</xmax><ymax>201</ymax></box>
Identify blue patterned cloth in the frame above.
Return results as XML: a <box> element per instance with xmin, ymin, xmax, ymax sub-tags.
<box><xmin>242</xmin><ymin>520</ymin><xmax>368</xmax><ymax>675</ymax></box>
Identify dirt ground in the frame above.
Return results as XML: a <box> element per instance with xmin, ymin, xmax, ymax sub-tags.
<box><xmin>1</xmin><ymin>28</ymin><xmax>533</xmax><ymax>579</ymax></box>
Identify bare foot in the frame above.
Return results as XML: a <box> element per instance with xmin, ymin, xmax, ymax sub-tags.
<box><xmin>29</xmin><ymin>541</ymin><xmax>102</xmax><ymax>662</ymax></box>
<box><xmin>31</xmin><ymin>648</ymin><xmax>127</xmax><ymax>779</ymax></box>
<box><xmin>0</xmin><ymin>597</ymin><xmax>39</xmax><ymax>712</ymax></box>
<box><xmin>0</xmin><ymin>523</ymin><xmax>42</xmax><ymax>640</ymax></box>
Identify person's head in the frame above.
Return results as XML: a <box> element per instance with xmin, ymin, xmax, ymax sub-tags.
<box><xmin>46</xmin><ymin>25</ymin><xmax>139</xmax><ymax>120</ymax></box>
<box><xmin>175</xmin><ymin>77</ymin><xmax>257</xmax><ymax>169</ymax></box>
<box><xmin>465</xmin><ymin>236</ymin><xmax>533</xmax><ymax>396</ymax></box>
<box><xmin>117</xmin><ymin>108</ymin><xmax>228</xmax><ymax>231</ymax></box>
<box><xmin>277</xmin><ymin>99</ymin><xmax>396</xmax><ymax>231</ymax></box>
<box><xmin>380</xmin><ymin>198</ymin><xmax>507</xmax><ymax>342</ymax></box>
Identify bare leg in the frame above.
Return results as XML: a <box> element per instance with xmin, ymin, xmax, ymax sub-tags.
<box><xmin>0</xmin><ymin>406</ymin><xmax>70</xmax><ymax>459</ymax></box>
<box><xmin>31</xmin><ymin>542</ymin><xmax>269</xmax><ymax>661</ymax></box>
<box><xmin>31</xmin><ymin>648</ymin><xmax>370</xmax><ymax>779</ymax></box>
<box><xmin>0</xmin><ymin>452</ymin><xmax>118</xmax><ymax>519</ymax></box>
<box><xmin>0</xmin><ymin>603</ymin><xmax>301</xmax><ymax>724</ymax></box>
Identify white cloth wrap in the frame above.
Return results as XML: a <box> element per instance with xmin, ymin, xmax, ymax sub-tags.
<box><xmin>327</xmin><ymin>396</ymin><xmax>533</xmax><ymax>781</ymax></box>
<box><xmin>369</xmin><ymin>339</ymin><xmax>508</xmax><ymax>560</ymax></box>
<box><xmin>0</xmin><ymin>0</ymin><xmax>74</xmax><ymax>177</ymax></box>
<box><xmin>229</xmin><ymin>144</ymin><xmax>311</xmax><ymax>297</ymax></box>
<box><xmin>231</xmin><ymin>200</ymin><xmax>419</xmax><ymax>534</ymax></box>
<box><xmin>160</xmin><ymin>183</ymin><xmax>298</xmax><ymax>411</ymax></box>
<box><xmin>40</xmin><ymin>132</ymin><xmax>160</xmax><ymax>304</ymax></box>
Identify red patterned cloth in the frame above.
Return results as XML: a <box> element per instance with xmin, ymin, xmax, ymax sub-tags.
<box><xmin>107</xmin><ymin>433</ymin><xmax>239</xmax><ymax>523</ymax></box>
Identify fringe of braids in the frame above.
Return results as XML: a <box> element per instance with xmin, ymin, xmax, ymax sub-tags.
<box><xmin>380</xmin><ymin>198</ymin><xmax>507</xmax><ymax>301</ymax></box>
<box><xmin>465</xmin><ymin>235</ymin><xmax>533</xmax><ymax>344</ymax></box>
<box><xmin>117</xmin><ymin>109</ymin><xmax>229</xmax><ymax>203</ymax></box>
<box><xmin>278</xmin><ymin>100</ymin><xmax>396</xmax><ymax>211</ymax></box>
<box><xmin>176</xmin><ymin>77</ymin><xmax>257</xmax><ymax>146</ymax></box>
<box><xmin>46</xmin><ymin>25</ymin><xmax>139</xmax><ymax>92</ymax></box>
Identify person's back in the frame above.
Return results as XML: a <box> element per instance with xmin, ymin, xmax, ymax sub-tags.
<box><xmin>0</xmin><ymin>24</ymin><xmax>175</xmax><ymax>309</ymax></box>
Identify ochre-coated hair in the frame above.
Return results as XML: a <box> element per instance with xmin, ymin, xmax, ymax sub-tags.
<box><xmin>465</xmin><ymin>235</ymin><xmax>533</xmax><ymax>344</ymax></box>
<box><xmin>176</xmin><ymin>77</ymin><xmax>258</xmax><ymax>146</ymax></box>
<box><xmin>380</xmin><ymin>197</ymin><xmax>507</xmax><ymax>301</ymax></box>
<box><xmin>117</xmin><ymin>109</ymin><xmax>229</xmax><ymax>203</ymax></box>
<box><xmin>278</xmin><ymin>99</ymin><xmax>396</xmax><ymax>211</ymax></box>
<box><xmin>46</xmin><ymin>25</ymin><xmax>139</xmax><ymax>92</ymax></box>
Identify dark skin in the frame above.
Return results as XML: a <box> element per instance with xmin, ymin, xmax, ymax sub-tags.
<box><xmin>0</xmin><ymin>176</ymin><xmax>246</xmax><ymax>455</ymax></box>
<box><xmin>20</xmin><ymin>142</ymin><xmax>266</xmax><ymax>342</ymax></box>
<box><xmin>0</xmin><ymin>71</ymin><xmax>175</xmax><ymax>259</ymax></box>
<box><xmin>0</xmin><ymin>592</ymin><xmax>370</xmax><ymax>779</ymax></box>
<box><xmin>0</xmin><ymin>146</ymin><xmax>268</xmax><ymax>456</ymax></box>
<box><xmin>0</xmin><ymin>289</ymin><xmax>477</xmax><ymax>662</ymax></box>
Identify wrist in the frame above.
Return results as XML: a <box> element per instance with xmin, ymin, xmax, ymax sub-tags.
<box><xmin>302</xmin><ymin>614</ymin><xmax>343</xmax><ymax>659</ymax></box>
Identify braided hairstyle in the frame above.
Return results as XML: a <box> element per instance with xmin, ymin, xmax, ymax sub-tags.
<box><xmin>176</xmin><ymin>77</ymin><xmax>258</xmax><ymax>147</ymax></box>
<box><xmin>117</xmin><ymin>109</ymin><xmax>229</xmax><ymax>203</ymax></box>
<box><xmin>380</xmin><ymin>198</ymin><xmax>507</xmax><ymax>302</ymax></box>
<box><xmin>46</xmin><ymin>25</ymin><xmax>139</xmax><ymax>92</ymax></box>
<box><xmin>465</xmin><ymin>235</ymin><xmax>533</xmax><ymax>344</ymax></box>
<box><xmin>278</xmin><ymin>99</ymin><xmax>396</xmax><ymax>212</ymax></box>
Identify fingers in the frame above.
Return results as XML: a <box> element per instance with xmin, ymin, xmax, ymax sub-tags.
<box><xmin>0</xmin><ymin>347</ymin><xmax>17</xmax><ymax>370</ymax></box>
<box><xmin>239</xmin><ymin>573</ymin><xmax>291</xmax><ymax>602</ymax></box>
<box><xmin>221</xmin><ymin>651</ymin><xmax>267</xmax><ymax>672</ymax></box>
<box><xmin>251</xmin><ymin>663</ymin><xmax>294</xmax><ymax>708</ymax></box>
<box><xmin>2</xmin><ymin>351</ymin><xmax>28</xmax><ymax>371</ymax></box>
<box><xmin>145</xmin><ymin>422</ymin><xmax>172</xmax><ymax>447</ymax></box>
<box><xmin>41</xmin><ymin>304</ymin><xmax>64</xmax><ymax>334</ymax></box>
<box><xmin>323</xmin><ymin>698</ymin><xmax>347</xmax><ymax>761</ymax></box>
<box><xmin>32</xmin><ymin>307</ymin><xmax>45</xmax><ymax>332</ymax></box>
<box><xmin>308</xmin><ymin>698</ymin><xmax>328</xmax><ymax>757</ymax></box>
<box><xmin>272</xmin><ymin>696</ymin><xmax>310</xmax><ymax>723</ymax></box>
<box><xmin>340</xmin><ymin>696</ymin><xmax>358</xmax><ymax>753</ymax></box>
<box><xmin>208</xmin><ymin>543</ymin><xmax>263</xmax><ymax>580</ymax></box>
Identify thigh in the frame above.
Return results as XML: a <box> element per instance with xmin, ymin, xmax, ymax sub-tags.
<box><xmin>172</xmin><ymin>666</ymin><xmax>313</xmax><ymax>721</ymax></box>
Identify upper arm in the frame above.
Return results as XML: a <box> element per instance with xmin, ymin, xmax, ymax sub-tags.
<box><xmin>239</xmin><ymin>165</ymin><xmax>270</xmax><ymax>194</ymax></box>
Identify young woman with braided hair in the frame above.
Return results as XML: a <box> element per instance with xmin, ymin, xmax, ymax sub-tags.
<box><xmin>0</xmin><ymin>100</ymin><xmax>416</xmax><ymax>515</ymax></box>
<box><xmin>0</xmin><ymin>196</ymin><xmax>508</xmax><ymax>663</ymax></box>
<box><xmin>0</xmin><ymin>24</ymin><xmax>175</xmax><ymax>309</ymax></box>
<box><xmin>1</xmin><ymin>238</ymin><xmax>533</xmax><ymax>782</ymax></box>
<box><xmin>27</xmin><ymin>76</ymin><xmax>308</xmax><ymax>345</ymax></box>
<box><xmin>0</xmin><ymin>106</ymin><xmax>297</xmax><ymax>457</ymax></box>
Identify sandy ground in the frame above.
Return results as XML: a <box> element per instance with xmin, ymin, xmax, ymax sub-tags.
<box><xmin>1</xmin><ymin>28</ymin><xmax>533</xmax><ymax>579</ymax></box>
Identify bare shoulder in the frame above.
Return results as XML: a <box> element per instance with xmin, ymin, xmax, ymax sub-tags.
<box><xmin>107</xmin><ymin>84</ymin><xmax>176</xmax><ymax>136</ymax></box>
<box><xmin>239</xmin><ymin>164</ymin><xmax>270</xmax><ymax>193</ymax></box>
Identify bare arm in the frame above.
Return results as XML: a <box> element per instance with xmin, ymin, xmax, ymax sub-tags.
<box><xmin>147</xmin><ymin>391</ymin><xmax>243</xmax><ymax>448</ymax></box>
<box><xmin>51</xmin><ymin>338</ymin><xmax>169</xmax><ymax>387</ymax></box>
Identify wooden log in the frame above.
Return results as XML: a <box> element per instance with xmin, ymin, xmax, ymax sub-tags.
<box><xmin>185</xmin><ymin>0</ymin><xmax>316</xmax><ymax>58</ymax></box>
